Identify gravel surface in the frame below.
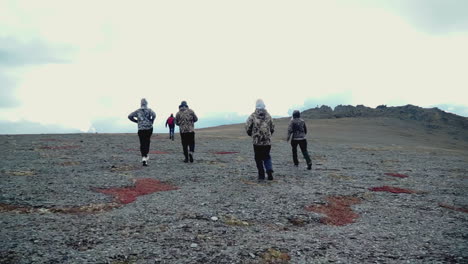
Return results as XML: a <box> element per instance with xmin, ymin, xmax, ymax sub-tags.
<box><xmin>1</xmin><ymin>122</ymin><xmax>467</xmax><ymax>263</ymax></box>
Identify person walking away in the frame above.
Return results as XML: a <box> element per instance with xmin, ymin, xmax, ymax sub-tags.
<box><xmin>245</xmin><ymin>99</ymin><xmax>275</xmax><ymax>181</ymax></box>
<box><xmin>287</xmin><ymin>110</ymin><xmax>312</xmax><ymax>170</ymax></box>
<box><xmin>128</xmin><ymin>98</ymin><xmax>156</xmax><ymax>166</ymax></box>
<box><xmin>175</xmin><ymin>101</ymin><xmax>198</xmax><ymax>163</ymax></box>
<box><xmin>166</xmin><ymin>114</ymin><xmax>175</xmax><ymax>141</ymax></box>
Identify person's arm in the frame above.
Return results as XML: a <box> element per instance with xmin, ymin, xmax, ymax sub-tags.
<box><xmin>304</xmin><ymin>121</ymin><xmax>307</xmax><ymax>135</ymax></box>
<box><xmin>150</xmin><ymin>110</ymin><xmax>156</xmax><ymax>124</ymax></box>
<box><xmin>192</xmin><ymin>111</ymin><xmax>198</xmax><ymax>123</ymax></box>
<box><xmin>245</xmin><ymin>115</ymin><xmax>253</xmax><ymax>136</ymax></box>
<box><xmin>270</xmin><ymin>118</ymin><xmax>275</xmax><ymax>135</ymax></box>
<box><xmin>287</xmin><ymin>121</ymin><xmax>293</xmax><ymax>141</ymax></box>
<box><xmin>128</xmin><ymin>110</ymin><xmax>138</xmax><ymax>123</ymax></box>
<box><xmin>175</xmin><ymin>113</ymin><xmax>180</xmax><ymax>126</ymax></box>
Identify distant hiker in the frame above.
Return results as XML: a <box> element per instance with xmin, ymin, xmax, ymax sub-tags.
<box><xmin>287</xmin><ymin>110</ymin><xmax>312</xmax><ymax>170</ymax></box>
<box><xmin>175</xmin><ymin>100</ymin><xmax>198</xmax><ymax>163</ymax></box>
<box><xmin>128</xmin><ymin>98</ymin><xmax>156</xmax><ymax>166</ymax></box>
<box><xmin>166</xmin><ymin>114</ymin><xmax>175</xmax><ymax>141</ymax></box>
<box><xmin>245</xmin><ymin>99</ymin><xmax>275</xmax><ymax>181</ymax></box>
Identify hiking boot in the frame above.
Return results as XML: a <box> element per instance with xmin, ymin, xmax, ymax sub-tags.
<box><xmin>307</xmin><ymin>163</ymin><xmax>312</xmax><ymax>170</ymax></box>
<box><xmin>189</xmin><ymin>153</ymin><xmax>194</xmax><ymax>163</ymax></box>
<box><xmin>258</xmin><ymin>171</ymin><xmax>265</xmax><ymax>181</ymax></box>
<box><xmin>267</xmin><ymin>170</ymin><xmax>273</xmax><ymax>181</ymax></box>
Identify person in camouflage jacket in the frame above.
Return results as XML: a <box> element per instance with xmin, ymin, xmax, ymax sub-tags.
<box><xmin>287</xmin><ymin>110</ymin><xmax>312</xmax><ymax>170</ymax></box>
<box><xmin>245</xmin><ymin>99</ymin><xmax>275</xmax><ymax>181</ymax></box>
<box><xmin>175</xmin><ymin>101</ymin><xmax>198</xmax><ymax>163</ymax></box>
<box><xmin>128</xmin><ymin>98</ymin><xmax>156</xmax><ymax>166</ymax></box>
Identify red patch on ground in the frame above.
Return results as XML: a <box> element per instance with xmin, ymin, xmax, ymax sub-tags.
<box><xmin>439</xmin><ymin>203</ymin><xmax>468</xmax><ymax>213</ymax></box>
<box><xmin>305</xmin><ymin>196</ymin><xmax>361</xmax><ymax>226</ymax></box>
<box><xmin>369</xmin><ymin>186</ymin><xmax>415</xmax><ymax>194</ymax></box>
<box><xmin>384</xmin><ymin>173</ymin><xmax>409</xmax><ymax>178</ymax></box>
<box><xmin>94</xmin><ymin>178</ymin><xmax>179</xmax><ymax>204</ymax></box>
<box><xmin>39</xmin><ymin>145</ymin><xmax>79</xmax><ymax>150</ymax></box>
<box><xmin>214</xmin><ymin>151</ymin><xmax>239</xmax><ymax>155</ymax></box>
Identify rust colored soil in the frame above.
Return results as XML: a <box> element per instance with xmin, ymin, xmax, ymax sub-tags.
<box><xmin>384</xmin><ymin>173</ymin><xmax>409</xmax><ymax>178</ymax></box>
<box><xmin>439</xmin><ymin>203</ymin><xmax>468</xmax><ymax>213</ymax></box>
<box><xmin>214</xmin><ymin>151</ymin><xmax>239</xmax><ymax>155</ymax></box>
<box><xmin>369</xmin><ymin>186</ymin><xmax>415</xmax><ymax>194</ymax></box>
<box><xmin>94</xmin><ymin>178</ymin><xmax>179</xmax><ymax>204</ymax></box>
<box><xmin>305</xmin><ymin>196</ymin><xmax>361</xmax><ymax>226</ymax></box>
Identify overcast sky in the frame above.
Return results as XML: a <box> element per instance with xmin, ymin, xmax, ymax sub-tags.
<box><xmin>1</xmin><ymin>0</ymin><xmax>467</xmax><ymax>134</ymax></box>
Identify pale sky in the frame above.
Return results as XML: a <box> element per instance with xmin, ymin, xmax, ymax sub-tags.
<box><xmin>1</xmin><ymin>0</ymin><xmax>467</xmax><ymax>133</ymax></box>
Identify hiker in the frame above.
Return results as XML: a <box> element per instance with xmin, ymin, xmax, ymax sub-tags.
<box><xmin>165</xmin><ymin>114</ymin><xmax>175</xmax><ymax>141</ymax></box>
<box><xmin>128</xmin><ymin>98</ymin><xmax>156</xmax><ymax>166</ymax></box>
<box><xmin>175</xmin><ymin>100</ymin><xmax>198</xmax><ymax>163</ymax></box>
<box><xmin>245</xmin><ymin>99</ymin><xmax>275</xmax><ymax>181</ymax></box>
<box><xmin>287</xmin><ymin>110</ymin><xmax>312</xmax><ymax>170</ymax></box>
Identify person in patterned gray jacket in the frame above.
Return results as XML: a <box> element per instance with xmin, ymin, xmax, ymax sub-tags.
<box><xmin>128</xmin><ymin>98</ymin><xmax>156</xmax><ymax>166</ymax></box>
<box><xmin>245</xmin><ymin>99</ymin><xmax>275</xmax><ymax>181</ymax></box>
<box><xmin>287</xmin><ymin>110</ymin><xmax>312</xmax><ymax>170</ymax></box>
<box><xmin>175</xmin><ymin>100</ymin><xmax>198</xmax><ymax>163</ymax></box>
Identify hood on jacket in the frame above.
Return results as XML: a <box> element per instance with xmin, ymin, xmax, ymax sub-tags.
<box><xmin>254</xmin><ymin>108</ymin><xmax>269</xmax><ymax>120</ymax></box>
<box><xmin>292</xmin><ymin>110</ymin><xmax>300</xmax><ymax>118</ymax></box>
<box><xmin>255</xmin><ymin>99</ymin><xmax>265</xmax><ymax>109</ymax></box>
<box><xmin>179</xmin><ymin>100</ymin><xmax>188</xmax><ymax>109</ymax></box>
<box><xmin>141</xmin><ymin>98</ymin><xmax>148</xmax><ymax>108</ymax></box>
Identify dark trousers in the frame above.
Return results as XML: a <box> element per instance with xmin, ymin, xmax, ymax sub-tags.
<box><xmin>168</xmin><ymin>126</ymin><xmax>175</xmax><ymax>139</ymax></box>
<box><xmin>180</xmin><ymin>132</ymin><xmax>195</xmax><ymax>159</ymax></box>
<box><xmin>291</xmin><ymin>139</ymin><xmax>311</xmax><ymax>165</ymax></box>
<box><xmin>138</xmin><ymin>128</ymin><xmax>153</xmax><ymax>157</ymax></box>
<box><xmin>253</xmin><ymin>145</ymin><xmax>273</xmax><ymax>179</ymax></box>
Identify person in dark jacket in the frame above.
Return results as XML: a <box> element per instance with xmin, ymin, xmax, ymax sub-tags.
<box><xmin>128</xmin><ymin>98</ymin><xmax>156</xmax><ymax>166</ymax></box>
<box><xmin>165</xmin><ymin>114</ymin><xmax>175</xmax><ymax>141</ymax></box>
<box><xmin>175</xmin><ymin>101</ymin><xmax>198</xmax><ymax>163</ymax></box>
<box><xmin>245</xmin><ymin>99</ymin><xmax>275</xmax><ymax>181</ymax></box>
<box><xmin>287</xmin><ymin>110</ymin><xmax>312</xmax><ymax>170</ymax></box>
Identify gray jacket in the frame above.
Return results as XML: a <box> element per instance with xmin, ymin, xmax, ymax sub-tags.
<box><xmin>287</xmin><ymin>117</ymin><xmax>307</xmax><ymax>141</ymax></box>
<box><xmin>128</xmin><ymin>100</ymin><xmax>156</xmax><ymax>130</ymax></box>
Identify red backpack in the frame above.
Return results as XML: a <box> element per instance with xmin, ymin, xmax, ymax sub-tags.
<box><xmin>167</xmin><ymin>117</ymin><xmax>175</xmax><ymax>126</ymax></box>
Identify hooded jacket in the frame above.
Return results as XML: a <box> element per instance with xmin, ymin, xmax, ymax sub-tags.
<box><xmin>128</xmin><ymin>99</ymin><xmax>156</xmax><ymax>130</ymax></box>
<box><xmin>287</xmin><ymin>117</ymin><xmax>307</xmax><ymax>141</ymax></box>
<box><xmin>175</xmin><ymin>105</ymin><xmax>198</xmax><ymax>133</ymax></box>
<box><xmin>245</xmin><ymin>108</ymin><xmax>275</xmax><ymax>146</ymax></box>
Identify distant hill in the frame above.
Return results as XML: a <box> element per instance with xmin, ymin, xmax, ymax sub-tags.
<box><xmin>301</xmin><ymin>104</ymin><xmax>468</xmax><ymax>130</ymax></box>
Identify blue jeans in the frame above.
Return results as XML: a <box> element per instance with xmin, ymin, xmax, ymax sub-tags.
<box><xmin>169</xmin><ymin>126</ymin><xmax>175</xmax><ymax>139</ymax></box>
<box><xmin>253</xmin><ymin>145</ymin><xmax>272</xmax><ymax>178</ymax></box>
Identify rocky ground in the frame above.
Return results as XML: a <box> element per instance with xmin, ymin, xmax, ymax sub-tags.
<box><xmin>1</xmin><ymin>117</ymin><xmax>467</xmax><ymax>263</ymax></box>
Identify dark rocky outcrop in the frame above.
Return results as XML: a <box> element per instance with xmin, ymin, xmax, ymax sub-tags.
<box><xmin>301</xmin><ymin>104</ymin><xmax>468</xmax><ymax>130</ymax></box>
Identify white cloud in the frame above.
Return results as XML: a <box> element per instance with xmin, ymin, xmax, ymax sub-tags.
<box><xmin>0</xmin><ymin>0</ymin><xmax>467</xmax><ymax>133</ymax></box>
